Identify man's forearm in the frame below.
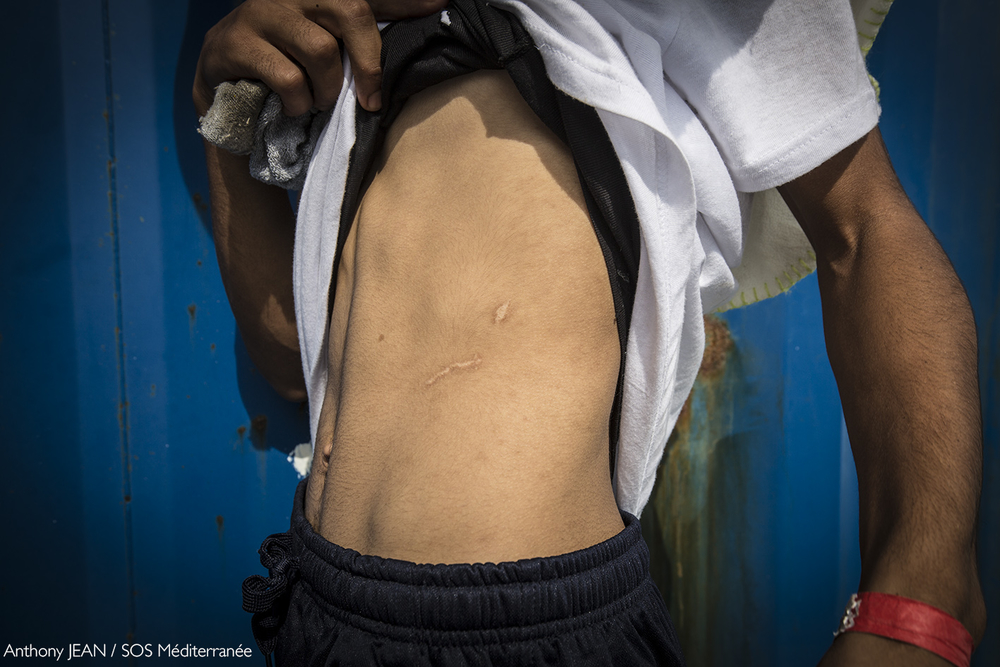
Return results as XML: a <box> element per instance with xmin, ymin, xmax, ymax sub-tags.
<box><xmin>815</xmin><ymin>199</ymin><xmax>985</xmax><ymax>638</ymax></box>
<box><xmin>780</xmin><ymin>130</ymin><xmax>987</xmax><ymax>661</ymax></box>
<box><xmin>205</xmin><ymin>141</ymin><xmax>306</xmax><ymax>401</ymax></box>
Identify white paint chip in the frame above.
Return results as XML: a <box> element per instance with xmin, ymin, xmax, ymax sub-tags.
<box><xmin>287</xmin><ymin>443</ymin><xmax>313</xmax><ymax>478</ymax></box>
<box><xmin>440</xmin><ymin>10</ymin><xmax>452</xmax><ymax>26</ymax></box>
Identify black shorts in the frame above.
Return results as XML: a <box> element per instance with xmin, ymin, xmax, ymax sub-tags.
<box><xmin>243</xmin><ymin>480</ymin><xmax>685</xmax><ymax>666</ymax></box>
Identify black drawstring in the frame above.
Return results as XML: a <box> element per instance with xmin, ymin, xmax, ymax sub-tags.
<box><xmin>242</xmin><ymin>532</ymin><xmax>298</xmax><ymax>664</ymax></box>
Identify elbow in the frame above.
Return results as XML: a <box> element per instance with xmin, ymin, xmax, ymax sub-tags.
<box><xmin>243</xmin><ymin>333</ymin><xmax>308</xmax><ymax>403</ymax></box>
<box><xmin>252</xmin><ymin>305</ymin><xmax>307</xmax><ymax>402</ymax></box>
<box><xmin>778</xmin><ymin>127</ymin><xmax>917</xmax><ymax>270</ymax></box>
<box><xmin>260</xmin><ymin>358</ymin><xmax>308</xmax><ymax>403</ymax></box>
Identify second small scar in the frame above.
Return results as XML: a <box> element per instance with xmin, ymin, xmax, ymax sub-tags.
<box><xmin>494</xmin><ymin>300</ymin><xmax>510</xmax><ymax>324</ymax></box>
<box><xmin>425</xmin><ymin>355</ymin><xmax>482</xmax><ymax>386</ymax></box>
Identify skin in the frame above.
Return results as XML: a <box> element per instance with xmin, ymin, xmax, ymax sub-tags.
<box><xmin>779</xmin><ymin>131</ymin><xmax>987</xmax><ymax>663</ymax></box>
<box><xmin>195</xmin><ymin>3</ymin><xmax>986</xmax><ymax>664</ymax></box>
<box><xmin>195</xmin><ymin>0</ymin><xmax>447</xmax><ymax>397</ymax></box>
<box><xmin>307</xmin><ymin>70</ymin><xmax>625</xmax><ymax>563</ymax></box>
<box><xmin>193</xmin><ymin>0</ymin><xmax>449</xmax><ymax>117</ymax></box>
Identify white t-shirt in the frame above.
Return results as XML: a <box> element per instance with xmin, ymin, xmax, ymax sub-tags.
<box><xmin>293</xmin><ymin>0</ymin><xmax>883</xmax><ymax>516</ymax></box>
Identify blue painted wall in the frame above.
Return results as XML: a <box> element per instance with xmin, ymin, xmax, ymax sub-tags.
<box><xmin>1</xmin><ymin>0</ymin><xmax>306</xmax><ymax>658</ymax></box>
<box><xmin>0</xmin><ymin>0</ymin><xmax>996</xmax><ymax>664</ymax></box>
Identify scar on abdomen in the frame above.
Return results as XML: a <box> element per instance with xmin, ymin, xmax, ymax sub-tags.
<box><xmin>425</xmin><ymin>354</ymin><xmax>482</xmax><ymax>386</ymax></box>
<box><xmin>493</xmin><ymin>300</ymin><xmax>510</xmax><ymax>324</ymax></box>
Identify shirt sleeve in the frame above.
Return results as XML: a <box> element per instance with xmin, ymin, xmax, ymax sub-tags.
<box><xmin>660</xmin><ymin>0</ymin><xmax>880</xmax><ymax>192</ymax></box>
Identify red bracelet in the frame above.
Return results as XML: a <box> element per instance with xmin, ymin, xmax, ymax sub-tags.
<box><xmin>835</xmin><ymin>592</ymin><xmax>973</xmax><ymax>667</ymax></box>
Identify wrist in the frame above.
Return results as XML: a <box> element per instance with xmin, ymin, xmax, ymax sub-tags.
<box><xmin>834</xmin><ymin>592</ymin><xmax>974</xmax><ymax>667</ymax></box>
<box><xmin>858</xmin><ymin>552</ymin><xmax>986</xmax><ymax>644</ymax></box>
<box><xmin>193</xmin><ymin>84</ymin><xmax>214</xmax><ymax>118</ymax></box>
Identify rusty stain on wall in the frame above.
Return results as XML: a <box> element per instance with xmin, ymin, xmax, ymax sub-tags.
<box><xmin>191</xmin><ymin>192</ymin><xmax>209</xmax><ymax>213</ymax></box>
<box><xmin>700</xmin><ymin>316</ymin><xmax>733</xmax><ymax>379</ymax></box>
<box><xmin>641</xmin><ymin>314</ymin><xmax>755</xmax><ymax>667</ymax></box>
<box><xmin>105</xmin><ymin>159</ymin><xmax>115</xmax><ymax>215</ymax></box>
<box><xmin>117</xmin><ymin>401</ymin><xmax>130</xmax><ymax>432</ymax></box>
<box><xmin>188</xmin><ymin>303</ymin><xmax>198</xmax><ymax>338</ymax></box>
<box><xmin>250</xmin><ymin>415</ymin><xmax>268</xmax><ymax>451</ymax></box>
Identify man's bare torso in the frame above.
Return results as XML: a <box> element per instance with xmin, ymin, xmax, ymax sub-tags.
<box><xmin>304</xmin><ymin>70</ymin><xmax>625</xmax><ymax>564</ymax></box>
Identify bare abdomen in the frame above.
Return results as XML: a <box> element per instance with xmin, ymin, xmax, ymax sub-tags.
<box><xmin>310</xmin><ymin>70</ymin><xmax>624</xmax><ymax>564</ymax></box>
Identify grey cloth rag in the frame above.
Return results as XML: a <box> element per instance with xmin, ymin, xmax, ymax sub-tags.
<box><xmin>198</xmin><ymin>80</ymin><xmax>331</xmax><ymax>191</ymax></box>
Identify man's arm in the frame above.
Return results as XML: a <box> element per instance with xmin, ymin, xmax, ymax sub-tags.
<box><xmin>778</xmin><ymin>127</ymin><xmax>987</xmax><ymax>666</ymax></box>
<box><xmin>203</xmin><ymin>144</ymin><xmax>306</xmax><ymax>401</ymax></box>
<box><xmin>194</xmin><ymin>0</ymin><xmax>448</xmax><ymax>400</ymax></box>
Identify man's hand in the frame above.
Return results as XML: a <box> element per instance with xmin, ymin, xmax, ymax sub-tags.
<box><xmin>194</xmin><ymin>1</ymin><xmax>446</xmax><ymax>401</ymax></box>
<box><xmin>192</xmin><ymin>0</ymin><xmax>447</xmax><ymax>117</ymax></box>
<box><xmin>779</xmin><ymin>128</ymin><xmax>987</xmax><ymax>665</ymax></box>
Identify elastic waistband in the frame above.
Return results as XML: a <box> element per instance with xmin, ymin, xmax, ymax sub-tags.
<box><xmin>289</xmin><ymin>480</ymin><xmax>652</xmax><ymax>640</ymax></box>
